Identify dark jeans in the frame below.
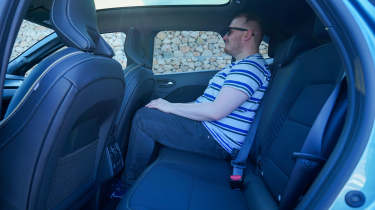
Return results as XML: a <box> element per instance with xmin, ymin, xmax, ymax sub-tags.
<box><xmin>122</xmin><ymin>107</ymin><xmax>229</xmax><ymax>184</ymax></box>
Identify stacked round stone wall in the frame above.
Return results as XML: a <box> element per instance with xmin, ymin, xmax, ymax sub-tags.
<box><xmin>152</xmin><ymin>31</ymin><xmax>268</xmax><ymax>74</ymax></box>
<box><xmin>101</xmin><ymin>32</ymin><xmax>127</xmax><ymax>68</ymax></box>
<box><xmin>10</xmin><ymin>21</ymin><xmax>53</xmax><ymax>61</ymax></box>
<box><xmin>152</xmin><ymin>31</ymin><xmax>232</xmax><ymax>74</ymax></box>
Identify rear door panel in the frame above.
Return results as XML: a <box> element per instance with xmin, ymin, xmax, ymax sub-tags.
<box><xmin>152</xmin><ymin>70</ymin><xmax>218</xmax><ymax>103</ymax></box>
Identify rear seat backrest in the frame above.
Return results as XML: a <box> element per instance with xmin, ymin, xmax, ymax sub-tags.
<box><xmin>270</xmin><ymin>35</ymin><xmax>314</xmax><ymax>70</ymax></box>
<box><xmin>253</xmin><ymin>42</ymin><xmax>343</xmax><ymax>205</ymax></box>
<box><xmin>113</xmin><ymin>28</ymin><xmax>155</xmax><ymax>155</ymax></box>
<box><xmin>249</xmin><ymin>33</ymin><xmax>316</xmax><ymax>160</ymax></box>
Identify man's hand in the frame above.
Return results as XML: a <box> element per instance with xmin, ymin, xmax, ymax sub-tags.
<box><xmin>145</xmin><ymin>98</ymin><xmax>173</xmax><ymax>113</ymax></box>
<box><xmin>143</xmin><ymin>87</ymin><xmax>248</xmax><ymax>121</ymax></box>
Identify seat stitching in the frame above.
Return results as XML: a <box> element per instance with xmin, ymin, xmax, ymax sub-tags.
<box><xmin>0</xmin><ymin>51</ymin><xmax>83</xmax><ymax>126</ymax></box>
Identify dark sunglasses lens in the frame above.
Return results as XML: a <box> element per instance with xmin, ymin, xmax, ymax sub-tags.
<box><xmin>221</xmin><ymin>29</ymin><xmax>231</xmax><ymax>37</ymax></box>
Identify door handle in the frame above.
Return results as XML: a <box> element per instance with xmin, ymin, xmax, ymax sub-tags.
<box><xmin>157</xmin><ymin>79</ymin><xmax>175</xmax><ymax>88</ymax></box>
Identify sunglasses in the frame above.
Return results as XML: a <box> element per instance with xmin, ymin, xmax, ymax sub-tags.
<box><xmin>221</xmin><ymin>27</ymin><xmax>254</xmax><ymax>37</ymax></box>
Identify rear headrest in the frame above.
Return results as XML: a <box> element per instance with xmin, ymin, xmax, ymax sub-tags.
<box><xmin>270</xmin><ymin>34</ymin><xmax>315</xmax><ymax>68</ymax></box>
<box><xmin>312</xmin><ymin>18</ymin><xmax>331</xmax><ymax>43</ymax></box>
<box><xmin>125</xmin><ymin>27</ymin><xmax>146</xmax><ymax>65</ymax></box>
<box><xmin>51</xmin><ymin>0</ymin><xmax>114</xmax><ymax>57</ymax></box>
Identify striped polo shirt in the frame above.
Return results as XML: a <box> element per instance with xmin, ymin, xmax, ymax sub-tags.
<box><xmin>195</xmin><ymin>53</ymin><xmax>271</xmax><ymax>154</ymax></box>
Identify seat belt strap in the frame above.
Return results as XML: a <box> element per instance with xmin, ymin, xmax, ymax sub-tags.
<box><xmin>294</xmin><ymin>79</ymin><xmax>342</xmax><ymax>160</ymax></box>
<box><xmin>230</xmin><ymin>104</ymin><xmax>264</xmax><ymax>188</ymax></box>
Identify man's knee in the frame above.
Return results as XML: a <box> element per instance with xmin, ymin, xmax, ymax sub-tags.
<box><xmin>132</xmin><ymin>107</ymin><xmax>149</xmax><ymax>130</ymax></box>
<box><xmin>132</xmin><ymin>107</ymin><xmax>162</xmax><ymax>132</ymax></box>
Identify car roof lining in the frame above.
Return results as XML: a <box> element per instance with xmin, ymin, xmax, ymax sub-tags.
<box><xmin>25</xmin><ymin>0</ymin><xmax>315</xmax><ymax>66</ymax></box>
<box><xmin>26</xmin><ymin>0</ymin><xmax>314</xmax><ymax>37</ymax></box>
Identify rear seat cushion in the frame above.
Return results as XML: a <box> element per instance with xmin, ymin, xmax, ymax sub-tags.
<box><xmin>240</xmin><ymin>164</ymin><xmax>277</xmax><ymax>210</ymax></box>
<box><xmin>117</xmin><ymin>148</ymin><xmax>246</xmax><ymax>210</ymax></box>
<box><xmin>117</xmin><ymin>148</ymin><xmax>277</xmax><ymax>210</ymax></box>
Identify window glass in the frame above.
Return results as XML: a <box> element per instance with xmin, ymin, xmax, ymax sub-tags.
<box><xmin>101</xmin><ymin>32</ymin><xmax>127</xmax><ymax>69</ymax></box>
<box><xmin>12</xmin><ymin>24</ymin><xmax>126</xmax><ymax>76</ymax></box>
<box><xmin>24</xmin><ymin>31</ymin><xmax>127</xmax><ymax>76</ymax></box>
<box><xmin>152</xmin><ymin>31</ymin><xmax>269</xmax><ymax>74</ymax></box>
<box><xmin>94</xmin><ymin>0</ymin><xmax>228</xmax><ymax>10</ymax></box>
<box><xmin>259</xmin><ymin>41</ymin><xmax>269</xmax><ymax>58</ymax></box>
<box><xmin>153</xmin><ymin>31</ymin><xmax>231</xmax><ymax>74</ymax></box>
<box><xmin>10</xmin><ymin>20</ymin><xmax>53</xmax><ymax>61</ymax></box>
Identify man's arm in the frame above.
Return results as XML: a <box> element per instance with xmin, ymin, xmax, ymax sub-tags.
<box><xmin>145</xmin><ymin>86</ymin><xmax>248</xmax><ymax>121</ymax></box>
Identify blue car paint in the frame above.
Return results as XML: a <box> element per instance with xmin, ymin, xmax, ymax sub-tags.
<box><xmin>330</xmin><ymin>1</ymin><xmax>375</xmax><ymax>209</ymax></box>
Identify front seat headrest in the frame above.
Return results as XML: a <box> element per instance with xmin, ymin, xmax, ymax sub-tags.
<box><xmin>51</xmin><ymin>0</ymin><xmax>114</xmax><ymax>57</ymax></box>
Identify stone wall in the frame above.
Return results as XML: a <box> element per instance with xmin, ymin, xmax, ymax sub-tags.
<box><xmin>153</xmin><ymin>31</ymin><xmax>268</xmax><ymax>74</ymax></box>
<box><xmin>10</xmin><ymin>21</ymin><xmax>53</xmax><ymax>61</ymax></box>
<box><xmin>153</xmin><ymin>31</ymin><xmax>232</xmax><ymax>74</ymax></box>
<box><xmin>101</xmin><ymin>32</ymin><xmax>127</xmax><ymax>68</ymax></box>
<box><xmin>12</xmin><ymin>21</ymin><xmax>268</xmax><ymax>75</ymax></box>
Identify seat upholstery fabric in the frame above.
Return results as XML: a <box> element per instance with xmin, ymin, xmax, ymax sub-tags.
<box><xmin>0</xmin><ymin>0</ymin><xmax>124</xmax><ymax>209</ymax></box>
<box><xmin>251</xmin><ymin>43</ymin><xmax>343</xmax><ymax>203</ymax></box>
<box><xmin>119</xmin><ymin>148</ymin><xmax>248</xmax><ymax>210</ymax></box>
<box><xmin>51</xmin><ymin>0</ymin><xmax>114</xmax><ymax>57</ymax></box>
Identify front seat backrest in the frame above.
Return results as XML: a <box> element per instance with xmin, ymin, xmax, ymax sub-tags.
<box><xmin>0</xmin><ymin>0</ymin><xmax>125</xmax><ymax>209</ymax></box>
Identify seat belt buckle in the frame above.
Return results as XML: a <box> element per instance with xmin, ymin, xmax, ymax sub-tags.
<box><xmin>229</xmin><ymin>175</ymin><xmax>244</xmax><ymax>190</ymax></box>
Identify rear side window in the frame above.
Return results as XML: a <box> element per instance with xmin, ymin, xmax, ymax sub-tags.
<box><xmin>13</xmin><ymin>28</ymin><xmax>127</xmax><ymax>76</ymax></box>
<box><xmin>260</xmin><ymin>40</ymin><xmax>269</xmax><ymax>58</ymax></box>
<box><xmin>101</xmin><ymin>32</ymin><xmax>127</xmax><ymax>69</ymax></box>
<box><xmin>152</xmin><ymin>31</ymin><xmax>231</xmax><ymax>74</ymax></box>
<box><xmin>11</xmin><ymin>20</ymin><xmax>53</xmax><ymax>61</ymax></box>
<box><xmin>152</xmin><ymin>31</ymin><xmax>270</xmax><ymax>74</ymax></box>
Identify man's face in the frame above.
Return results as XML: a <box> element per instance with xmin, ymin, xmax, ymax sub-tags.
<box><xmin>223</xmin><ymin>17</ymin><xmax>248</xmax><ymax>57</ymax></box>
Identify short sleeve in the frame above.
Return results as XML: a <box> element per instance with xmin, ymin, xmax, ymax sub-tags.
<box><xmin>223</xmin><ymin>61</ymin><xmax>266</xmax><ymax>98</ymax></box>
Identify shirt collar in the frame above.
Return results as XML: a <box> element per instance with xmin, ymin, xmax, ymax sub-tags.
<box><xmin>232</xmin><ymin>53</ymin><xmax>262</xmax><ymax>65</ymax></box>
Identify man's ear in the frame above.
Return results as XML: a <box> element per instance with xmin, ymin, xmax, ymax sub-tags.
<box><xmin>242</xmin><ymin>30</ymin><xmax>253</xmax><ymax>41</ymax></box>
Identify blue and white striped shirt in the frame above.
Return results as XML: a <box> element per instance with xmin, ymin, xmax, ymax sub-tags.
<box><xmin>195</xmin><ymin>53</ymin><xmax>271</xmax><ymax>153</ymax></box>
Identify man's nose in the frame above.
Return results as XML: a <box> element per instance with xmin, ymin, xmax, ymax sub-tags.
<box><xmin>222</xmin><ymin>34</ymin><xmax>228</xmax><ymax>42</ymax></box>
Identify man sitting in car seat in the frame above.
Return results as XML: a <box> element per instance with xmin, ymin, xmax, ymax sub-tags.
<box><xmin>123</xmin><ymin>12</ymin><xmax>271</xmax><ymax>185</ymax></box>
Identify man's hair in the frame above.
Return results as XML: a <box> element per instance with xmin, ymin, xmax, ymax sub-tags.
<box><xmin>233</xmin><ymin>12</ymin><xmax>263</xmax><ymax>47</ymax></box>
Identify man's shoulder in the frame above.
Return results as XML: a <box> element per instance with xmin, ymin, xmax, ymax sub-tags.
<box><xmin>230</xmin><ymin>56</ymin><xmax>271</xmax><ymax>80</ymax></box>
